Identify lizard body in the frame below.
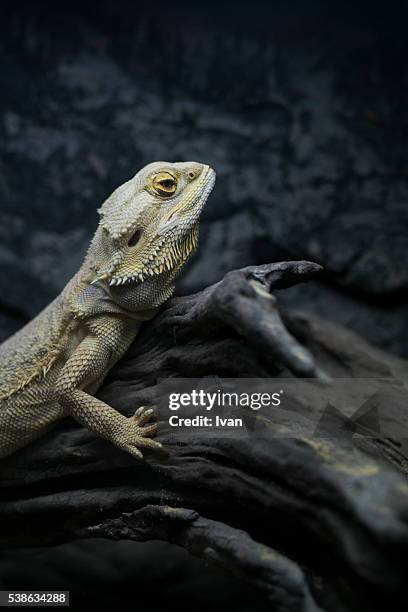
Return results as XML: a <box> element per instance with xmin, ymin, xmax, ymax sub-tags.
<box><xmin>0</xmin><ymin>161</ymin><xmax>215</xmax><ymax>459</ymax></box>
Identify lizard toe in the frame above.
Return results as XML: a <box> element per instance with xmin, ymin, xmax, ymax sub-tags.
<box><xmin>127</xmin><ymin>447</ymin><xmax>144</xmax><ymax>459</ymax></box>
<box><xmin>137</xmin><ymin>422</ymin><xmax>158</xmax><ymax>437</ymax></box>
<box><xmin>133</xmin><ymin>406</ymin><xmax>148</xmax><ymax>419</ymax></box>
<box><xmin>132</xmin><ymin>436</ymin><xmax>163</xmax><ymax>450</ymax></box>
<box><xmin>133</xmin><ymin>407</ymin><xmax>155</xmax><ymax>426</ymax></box>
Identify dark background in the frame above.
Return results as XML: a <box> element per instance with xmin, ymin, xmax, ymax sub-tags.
<box><xmin>0</xmin><ymin>0</ymin><xmax>408</xmax><ymax>356</ymax></box>
<box><xmin>0</xmin><ymin>1</ymin><xmax>407</xmax><ymax>609</ymax></box>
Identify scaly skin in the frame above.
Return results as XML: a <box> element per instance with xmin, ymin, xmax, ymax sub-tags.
<box><xmin>0</xmin><ymin>161</ymin><xmax>216</xmax><ymax>459</ymax></box>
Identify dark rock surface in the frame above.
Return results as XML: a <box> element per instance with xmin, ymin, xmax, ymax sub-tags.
<box><xmin>1</xmin><ymin>261</ymin><xmax>408</xmax><ymax>611</ymax></box>
<box><xmin>0</xmin><ymin>2</ymin><xmax>407</xmax><ymax>355</ymax></box>
<box><xmin>0</xmin><ymin>540</ymin><xmax>272</xmax><ymax>612</ymax></box>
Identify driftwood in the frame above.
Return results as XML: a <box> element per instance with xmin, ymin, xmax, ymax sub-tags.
<box><xmin>1</xmin><ymin>261</ymin><xmax>408</xmax><ymax>612</ymax></box>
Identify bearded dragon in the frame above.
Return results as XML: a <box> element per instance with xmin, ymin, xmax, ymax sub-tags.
<box><xmin>0</xmin><ymin>161</ymin><xmax>215</xmax><ymax>459</ymax></box>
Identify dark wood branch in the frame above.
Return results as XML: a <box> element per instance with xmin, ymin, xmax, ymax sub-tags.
<box><xmin>1</xmin><ymin>261</ymin><xmax>408</xmax><ymax>612</ymax></box>
<box><xmin>89</xmin><ymin>505</ymin><xmax>321</xmax><ymax>612</ymax></box>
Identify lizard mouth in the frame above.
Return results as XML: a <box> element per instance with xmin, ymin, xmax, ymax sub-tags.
<box><xmin>108</xmin><ymin>226</ymin><xmax>199</xmax><ymax>287</ymax></box>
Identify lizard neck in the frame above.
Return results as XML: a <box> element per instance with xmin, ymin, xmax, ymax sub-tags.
<box><xmin>65</xmin><ymin>258</ymin><xmax>177</xmax><ymax>322</ymax></box>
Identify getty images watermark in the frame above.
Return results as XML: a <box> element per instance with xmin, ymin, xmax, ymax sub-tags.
<box><xmin>155</xmin><ymin>377</ymin><xmax>408</xmax><ymax>440</ymax></box>
<box><xmin>168</xmin><ymin>388</ymin><xmax>282</xmax><ymax>427</ymax></box>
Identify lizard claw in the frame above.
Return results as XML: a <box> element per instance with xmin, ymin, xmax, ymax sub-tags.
<box><xmin>132</xmin><ymin>406</ymin><xmax>156</xmax><ymax>426</ymax></box>
<box><xmin>115</xmin><ymin>407</ymin><xmax>162</xmax><ymax>459</ymax></box>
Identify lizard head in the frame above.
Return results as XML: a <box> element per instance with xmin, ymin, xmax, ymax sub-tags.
<box><xmin>88</xmin><ymin>161</ymin><xmax>215</xmax><ymax>308</ymax></box>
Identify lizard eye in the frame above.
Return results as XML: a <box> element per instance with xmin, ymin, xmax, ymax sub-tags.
<box><xmin>151</xmin><ymin>172</ymin><xmax>177</xmax><ymax>197</ymax></box>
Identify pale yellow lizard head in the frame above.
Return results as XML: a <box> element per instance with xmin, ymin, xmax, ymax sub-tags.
<box><xmin>90</xmin><ymin>161</ymin><xmax>215</xmax><ymax>288</ymax></box>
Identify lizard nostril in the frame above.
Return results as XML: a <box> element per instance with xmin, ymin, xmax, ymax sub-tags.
<box><xmin>128</xmin><ymin>229</ymin><xmax>143</xmax><ymax>247</ymax></box>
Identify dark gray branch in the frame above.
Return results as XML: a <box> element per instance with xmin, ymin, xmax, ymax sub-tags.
<box><xmin>89</xmin><ymin>505</ymin><xmax>322</xmax><ymax>612</ymax></box>
<box><xmin>1</xmin><ymin>261</ymin><xmax>408</xmax><ymax>612</ymax></box>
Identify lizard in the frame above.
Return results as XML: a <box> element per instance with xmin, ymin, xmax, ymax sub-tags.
<box><xmin>0</xmin><ymin>161</ymin><xmax>216</xmax><ymax>460</ymax></box>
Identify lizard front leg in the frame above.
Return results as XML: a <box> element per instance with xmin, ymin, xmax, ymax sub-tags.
<box><xmin>55</xmin><ymin>330</ymin><xmax>162</xmax><ymax>459</ymax></box>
